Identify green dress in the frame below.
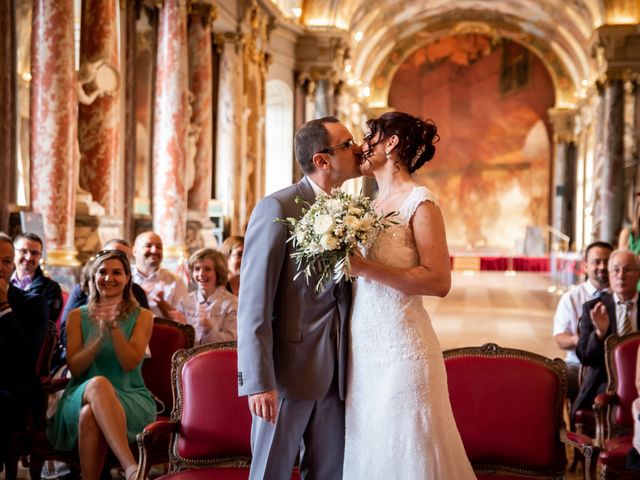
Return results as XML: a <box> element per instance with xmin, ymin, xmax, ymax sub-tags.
<box><xmin>629</xmin><ymin>229</ymin><xmax>640</xmax><ymax>254</ymax></box>
<box><xmin>47</xmin><ymin>306</ymin><xmax>156</xmax><ymax>451</ymax></box>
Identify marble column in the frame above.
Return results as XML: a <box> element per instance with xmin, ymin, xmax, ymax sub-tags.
<box><xmin>215</xmin><ymin>33</ymin><xmax>243</xmax><ymax>235</ymax></box>
<box><xmin>549</xmin><ymin>108</ymin><xmax>577</xmax><ymax>247</ymax></box>
<box><xmin>0</xmin><ymin>0</ymin><xmax>16</xmax><ymax>232</ymax></box>
<box><xmin>152</xmin><ymin>0</ymin><xmax>189</xmax><ymax>257</ymax></box>
<box><xmin>187</xmin><ymin>4</ymin><xmax>214</xmax><ymax>219</ymax></box>
<box><xmin>599</xmin><ymin>78</ymin><xmax>625</xmax><ymax>244</ymax></box>
<box><xmin>122</xmin><ymin>0</ymin><xmax>136</xmax><ymax>241</ymax></box>
<box><xmin>30</xmin><ymin>0</ymin><xmax>79</xmax><ymax>266</ymax></box>
<box><xmin>77</xmin><ymin>0</ymin><xmax>120</xmax><ymax>216</ymax></box>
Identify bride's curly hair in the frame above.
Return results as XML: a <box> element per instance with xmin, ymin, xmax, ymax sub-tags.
<box><xmin>363</xmin><ymin>112</ymin><xmax>439</xmax><ymax>173</ymax></box>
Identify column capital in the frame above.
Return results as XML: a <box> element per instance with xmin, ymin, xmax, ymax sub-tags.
<box><xmin>591</xmin><ymin>24</ymin><xmax>640</xmax><ymax>83</ymax></box>
<box><xmin>296</xmin><ymin>30</ymin><xmax>347</xmax><ymax>81</ymax></box>
<box><xmin>188</xmin><ymin>1</ymin><xmax>217</xmax><ymax>25</ymax></box>
<box><xmin>548</xmin><ymin>107</ymin><xmax>578</xmax><ymax>143</ymax></box>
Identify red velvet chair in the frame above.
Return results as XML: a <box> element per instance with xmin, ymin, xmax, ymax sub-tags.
<box><xmin>143</xmin><ymin>317</ymin><xmax>196</xmax><ymax>418</ymax></box>
<box><xmin>590</xmin><ymin>332</ymin><xmax>640</xmax><ymax>479</ymax></box>
<box><xmin>136</xmin><ymin>342</ymin><xmax>300</xmax><ymax>479</ymax></box>
<box><xmin>443</xmin><ymin>342</ymin><xmax>592</xmax><ymax>479</ymax></box>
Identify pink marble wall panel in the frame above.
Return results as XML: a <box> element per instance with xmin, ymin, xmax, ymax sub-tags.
<box><xmin>187</xmin><ymin>13</ymin><xmax>213</xmax><ymax>218</ymax></box>
<box><xmin>152</xmin><ymin>0</ymin><xmax>189</xmax><ymax>247</ymax></box>
<box><xmin>78</xmin><ymin>0</ymin><xmax>120</xmax><ymax>215</ymax></box>
<box><xmin>30</xmin><ymin>0</ymin><xmax>77</xmax><ymax>251</ymax></box>
<box><xmin>389</xmin><ymin>36</ymin><xmax>555</xmax><ymax>252</ymax></box>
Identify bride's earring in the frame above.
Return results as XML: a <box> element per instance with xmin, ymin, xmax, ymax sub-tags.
<box><xmin>385</xmin><ymin>150</ymin><xmax>392</xmax><ymax>161</ymax></box>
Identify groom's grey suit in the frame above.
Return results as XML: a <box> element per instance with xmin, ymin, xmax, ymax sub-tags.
<box><xmin>237</xmin><ymin>177</ymin><xmax>351</xmax><ymax>479</ymax></box>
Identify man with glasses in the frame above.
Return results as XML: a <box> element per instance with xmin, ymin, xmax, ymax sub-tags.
<box><xmin>552</xmin><ymin>241</ymin><xmax>613</xmax><ymax>403</ymax></box>
<box><xmin>573</xmin><ymin>249</ymin><xmax>640</xmax><ymax>416</ymax></box>
<box><xmin>238</xmin><ymin>116</ymin><xmax>361</xmax><ymax>479</ymax></box>
<box><xmin>12</xmin><ymin>232</ymin><xmax>63</xmax><ymax>324</ymax></box>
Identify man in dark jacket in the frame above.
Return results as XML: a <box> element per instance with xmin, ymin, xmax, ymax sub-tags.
<box><xmin>12</xmin><ymin>232</ymin><xmax>63</xmax><ymax>324</ymax></box>
<box><xmin>574</xmin><ymin>249</ymin><xmax>640</xmax><ymax>416</ymax></box>
<box><xmin>0</xmin><ymin>232</ymin><xmax>48</xmax><ymax>465</ymax></box>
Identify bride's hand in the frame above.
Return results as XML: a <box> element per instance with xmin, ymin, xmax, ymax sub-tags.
<box><xmin>348</xmin><ymin>249</ymin><xmax>368</xmax><ymax>277</ymax></box>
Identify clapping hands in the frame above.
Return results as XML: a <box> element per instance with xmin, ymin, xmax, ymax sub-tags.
<box><xmin>590</xmin><ymin>301</ymin><xmax>609</xmax><ymax>339</ymax></box>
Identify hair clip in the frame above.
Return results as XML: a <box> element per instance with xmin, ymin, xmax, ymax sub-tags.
<box><xmin>410</xmin><ymin>144</ymin><xmax>426</xmax><ymax>168</ymax></box>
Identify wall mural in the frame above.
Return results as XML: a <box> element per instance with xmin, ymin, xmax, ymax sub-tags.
<box><xmin>388</xmin><ymin>34</ymin><xmax>555</xmax><ymax>252</ymax></box>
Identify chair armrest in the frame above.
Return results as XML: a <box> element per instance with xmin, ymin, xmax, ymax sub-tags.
<box><xmin>562</xmin><ymin>430</ymin><xmax>599</xmax><ymax>480</ymax></box>
<box><xmin>594</xmin><ymin>393</ymin><xmax>615</xmax><ymax>406</ymax></box>
<box><xmin>41</xmin><ymin>377</ymin><xmax>69</xmax><ymax>394</ymax></box>
<box><xmin>593</xmin><ymin>393</ymin><xmax>615</xmax><ymax>447</ymax></box>
<box><xmin>135</xmin><ymin>419</ymin><xmax>178</xmax><ymax>480</ymax></box>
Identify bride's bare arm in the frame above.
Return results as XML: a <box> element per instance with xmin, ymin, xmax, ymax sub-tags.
<box><xmin>349</xmin><ymin>200</ymin><xmax>451</xmax><ymax>297</ymax></box>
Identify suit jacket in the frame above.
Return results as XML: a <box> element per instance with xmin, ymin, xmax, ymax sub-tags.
<box><xmin>1</xmin><ymin>285</ymin><xmax>48</xmax><ymax>394</ymax></box>
<box><xmin>574</xmin><ymin>292</ymin><xmax>640</xmax><ymax>413</ymax></box>
<box><xmin>237</xmin><ymin>178</ymin><xmax>352</xmax><ymax>401</ymax></box>
<box><xmin>25</xmin><ymin>267</ymin><xmax>63</xmax><ymax>324</ymax></box>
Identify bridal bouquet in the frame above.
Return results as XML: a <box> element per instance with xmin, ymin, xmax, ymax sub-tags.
<box><xmin>278</xmin><ymin>188</ymin><xmax>396</xmax><ymax>292</ymax></box>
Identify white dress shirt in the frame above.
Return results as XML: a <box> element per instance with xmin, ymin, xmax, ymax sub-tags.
<box><xmin>553</xmin><ymin>280</ymin><xmax>604</xmax><ymax>364</ymax></box>
<box><xmin>612</xmin><ymin>291</ymin><xmax>639</xmax><ymax>334</ymax></box>
<box><xmin>132</xmin><ymin>266</ymin><xmax>188</xmax><ymax>318</ymax></box>
<box><xmin>176</xmin><ymin>286</ymin><xmax>238</xmax><ymax>345</ymax></box>
<box><xmin>306</xmin><ymin>176</ymin><xmax>328</xmax><ymax>196</ymax></box>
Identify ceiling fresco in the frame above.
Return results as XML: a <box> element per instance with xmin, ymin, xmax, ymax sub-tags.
<box><xmin>296</xmin><ymin>0</ymin><xmax>627</xmax><ymax>108</ymax></box>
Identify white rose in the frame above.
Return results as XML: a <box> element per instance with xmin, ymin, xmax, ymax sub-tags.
<box><xmin>308</xmin><ymin>241</ymin><xmax>322</xmax><ymax>254</ymax></box>
<box><xmin>313</xmin><ymin>214</ymin><xmax>334</xmax><ymax>234</ymax></box>
<box><xmin>343</xmin><ymin>215</ymin><xmax>361</xmax><ymax>230</ymax></box>
<box><xmin>325</xmin><ymin>199</ymin><xmax>342</xmax><ymax>213</ymax></box>
<box><xmin>348</xmin><ymin>206</ymin><xmax>363</xmax><ymax>216</ymax></box>
<box><xmin>320</xmin><ymin>233</ymin><xmax>339</xmax><ymax>251</ymax></box>
<box><xmin>360</xmin><ymin>212</ymin><xmax>374</xmax><ymax>230</ymax></box>
<box><xmin>296</xmin><ymin>229</ymin><xmax>306</xmax><ymax>244</ymax></box>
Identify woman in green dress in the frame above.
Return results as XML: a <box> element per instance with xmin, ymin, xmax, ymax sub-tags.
<box><xmin>47</xmin><ymin>249</ymin><xmax>155</xmax><ymax>480</ymax></box>
<box><xmin>619</xmin><ymin>196</ymin><xmax>640</xmax><ymax>254</ymax></box>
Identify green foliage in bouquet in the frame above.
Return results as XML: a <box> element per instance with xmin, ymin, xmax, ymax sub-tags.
<box><xmin>276</xmin><ymin>188</ymin><xmax>397</xmax><ymax>292</ymax></box>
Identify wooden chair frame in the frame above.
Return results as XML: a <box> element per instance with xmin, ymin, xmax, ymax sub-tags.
<box><xmin>443</xmin><ymin>342</ymin><xmax>595</xmax><ymax>479</ymax></box>
<box><xmin>136</xmin><ymin>341</ymin><xmax>250</xmax><ymax>478</ymax></box>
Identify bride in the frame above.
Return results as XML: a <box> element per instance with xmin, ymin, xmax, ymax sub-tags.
<box><xmin>344</xmin><ymin>111</ymin><xmax>475</xmax><ymax>479</ymax></box>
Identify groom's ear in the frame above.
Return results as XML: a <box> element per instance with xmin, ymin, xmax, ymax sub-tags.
<box><xmin>312</xmin><ymin>152</ymin><xmax>330</xmax><ymax>171</ymax></box>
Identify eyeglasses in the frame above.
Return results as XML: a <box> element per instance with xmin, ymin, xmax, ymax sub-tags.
<box><xmin>317</xmin><ymin>139</ymin><xmax>355</xmax><ymax>155</ymax></box>
<box><xmin>611</xmin><ymin>267</ymin><xmax>640</xmax><ymax>276</ymax></box>
<box><xmin>17</xmin><ymin>248</ymin><xmax>42</xmax><ymax>257</ymax></box>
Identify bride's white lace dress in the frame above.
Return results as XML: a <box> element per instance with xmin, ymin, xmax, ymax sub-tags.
<box><xmin>343</xmin><ymin>187</ymin><xmax>475</xmax><ymax>479</ymax></box>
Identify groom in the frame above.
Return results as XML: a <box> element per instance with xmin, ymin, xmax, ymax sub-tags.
<box><xmin>237</xmin><ymin>116</ymin><xmax>361</xmax><ymax>479</ymax></box>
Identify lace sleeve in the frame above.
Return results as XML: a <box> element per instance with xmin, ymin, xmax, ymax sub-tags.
<box><xmin>399</xmin><ymin>187</ymin><xmax>439</xmax><ymax>223</ymax></box>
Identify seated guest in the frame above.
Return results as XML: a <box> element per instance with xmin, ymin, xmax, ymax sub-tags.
<box><xmin>132</xmin><ymin>231</ymin><xmax>187</xmax><ymax>318</ymax></box>
<box><xmin>47</xmin><ymin>250</ymin><xmax>155</xmax><ymax>480</ymax></box>
<box><xmin>553</xmin><ymin>241</ymin><xmax>613</xmax><ymax>402</ymax></box>
<box><xmin>172</xmin><ymin>248</ymin><xmax>237</xmax><ymax>345</ymax></box>
<box><xmin>574</xmin><ymin>249</ymin><xmax>640</xmax><ymax>417</ymax></box>
<box><xmin>0</xmin><ymin>233</ymin><xmax>48</xmax><ymax>466</ymax></box>
<box><xmin>58</xmin><ymin>239</ymin><xmax>149</xmax><ymax>365</ymax></box>
<box><xmin>12</xmin><ymin>232</ymin><xmax>63</xmax><ymax>324</ymax></box>
<box><xmin>219</xmin><ymin>236</ymin><xmax>244</xmax><ymax>296</ymax></box>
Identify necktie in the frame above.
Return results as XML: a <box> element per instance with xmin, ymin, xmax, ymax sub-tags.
<box><xmin>618</xmin><ymin>301</ymin><xmax>634</xmax><ymax>336</ymax></box>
